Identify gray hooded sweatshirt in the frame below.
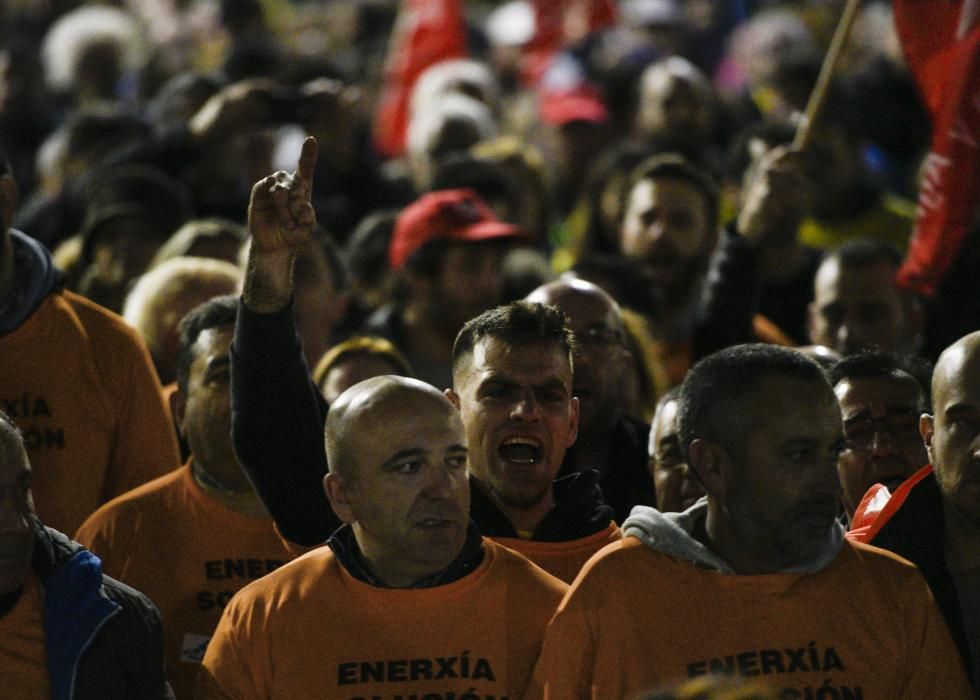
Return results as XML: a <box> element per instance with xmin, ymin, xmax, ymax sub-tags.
<box><xmin>622</xmin><ymin>498</ymin><xmax>845</xmax><ymax>575</ymax></box>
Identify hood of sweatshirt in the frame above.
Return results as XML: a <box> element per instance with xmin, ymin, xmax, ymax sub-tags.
<box><xmin>622</xmin><ymin>497</ymin><xmax>845</xmax><ymax>575</ymax></box>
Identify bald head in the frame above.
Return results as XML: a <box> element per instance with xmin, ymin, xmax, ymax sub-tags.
<box><xmin>325</xmin><ymin>376</ymin><xmax>463</xmax><ymax>481</ymax></box>
<box><xmin>924</xmin><ymin>331</ymin><xmax>980</xmax><ymax>526</ymax></box>
<box><xmin>526</xmin><ymin>277</ymin><xmax>631</xmax><ymax>437</ymax></box>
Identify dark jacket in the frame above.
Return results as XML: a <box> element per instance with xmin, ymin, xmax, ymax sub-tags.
<box><xmin>864</xmin><ymin>469</ymin><xmax>972</xmax><ymax>681</ymax></box>
<box><xmin>560</xmin><ymin>414</ymin><xmax>656</xmax><ymax>525</ymax></box>
<box><xmin>32</xmin><ymin>523</ymin><xmax>172</xmax><ymax>700</ymax></box>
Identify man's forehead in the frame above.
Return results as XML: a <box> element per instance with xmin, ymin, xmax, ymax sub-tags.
<box><xmin>934</xmin><ymin>342</ymin><xmax>980</xmax><ymax>413</ymax></box>
<box><xmin>835</xmin><ymin>373</ymin><xmax>924</xmax><ymax>410</ymax></box>
<box><xmin>815</xmin><ymin>260</ymin><xmax>899</xmax><ymax>301</ymax></box>
<box><xmin>471</xmin><ymin>337</ymin><xmax>572</xmax><ymax>380</ymax></box>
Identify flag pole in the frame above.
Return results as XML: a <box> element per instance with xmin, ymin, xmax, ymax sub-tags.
<box><xmin>793</xmin><ymin>0</ymin><xmax>863</xmax><ymax>149</ymax></box>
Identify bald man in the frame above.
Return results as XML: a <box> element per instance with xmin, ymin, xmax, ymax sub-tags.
<box><xmin>851</xmin><ymin>331</ymin><xmax>980</xmax><ymax>690</ymax></box>
<box><xmin>198</xmin><ymin>376</ymin><xmax>566</xmax><ymax>699</ymax></box>
<box><xmin>526</xmin><ymin>278</ymin><xmax>656</xmax><ymax>521</ymax></box>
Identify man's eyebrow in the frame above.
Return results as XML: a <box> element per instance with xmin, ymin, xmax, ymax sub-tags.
<box><xmin>383</xmin><ymin>448</ymin><xmax>425</xmax><ymax>467</ymax></box>
<box><xmin>944</xmin><ymin>402</ymin><xmax>979</xmax><ymax>416</ymax></box>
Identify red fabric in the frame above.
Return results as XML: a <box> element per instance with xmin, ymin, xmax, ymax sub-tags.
<box><xmin>895</xmin><ymin>2</ymin><xmax>980</xmax><ymax>297</ymax></box>
<box><xmin>521</xmin><ymin>0</ymin><xmax>617</xmax><ymax>85</ymax></box>
<box><xmin>847</xmin><ymin>465</ymin><xmax>934</xmax><ymax>544</ymax></box>
<box><xmin>372</xmin><ymin>0</ymin><xmax>467</xmax><ymax>159</ymax></box>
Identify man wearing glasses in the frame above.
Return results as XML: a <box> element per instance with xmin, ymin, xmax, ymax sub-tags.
<box><xmin>829</xmin><ymin>352</ymin><xmax>932</xmax><ymax>522</ymax></box>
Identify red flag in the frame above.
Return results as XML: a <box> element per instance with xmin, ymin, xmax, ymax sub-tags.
<box><xmin>372</xmin><ymin>0</ymin><xmax>467</xmax><ymax>159</ymax></box>
<box><xmin>521</xmin><ymin>0</ymin><xmax>617</xmax><ymax>85</ymax></box>
<box><xmin>895</xmin><ymin>0</ymin><xmax>980</xmax><ymax>297</ymax></box>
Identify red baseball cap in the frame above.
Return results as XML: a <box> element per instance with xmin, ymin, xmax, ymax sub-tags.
<box><xmin>389</xmin><ymin>189</ymin><xmax>526</xmax><ymax>269</ymax></box>
<box><xmin>539</xmin><ymin>86</ymin><xmax>610</xmax><ymax>126</ymax></box>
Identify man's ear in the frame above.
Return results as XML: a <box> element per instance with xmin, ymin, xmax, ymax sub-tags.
<box><xmin>920</xmin><ymin>413</ymin><xmax>935</xmax><ymax>463</ymax></box>
<box><xmin>445</xmin><ymin>388</ymin><xmax>461</xmax><ymax>409</ymax></box>
<box><xmin>687</xmin><ymin>438</ymin><xmax>728</xmax><ymax>498</ymax></box>
<box><xmin>566</xmin><ymin>395</ymin><xmax>580</xmax><ymax>448</ymax></box>
<box><xmin>324</xmin><ymin>472</ymin><xmax>356</xmax><ymax>524</ymax></box>
<box><xmin>170</xmin><ymin>390</ymin><xmax>187</xmax><ymax>439</ymax></box>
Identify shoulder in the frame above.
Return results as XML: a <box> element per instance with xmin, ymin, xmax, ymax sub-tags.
<box><xmin>76</xmin><ymin>468</ymin><xmax>185</xmax><ymax>537</ymax></box>
<box><xmin>225</xmin><ymin>546</ymin><xmax>338</xmax><ymax>613</ymax></box>
<box><xmin>483</xmin><ymin>539</ymin><xmax>568</xmax><ymax>599</ymax></box>
<box><xmin>568</xmin><ymin>537</ymin><xmax>652</xmax><ymax>590</ymax></box>
<box><xmin>101</xmin><ymin>573</ymin><xmax>164</xmax><ymax>630</ymax></box>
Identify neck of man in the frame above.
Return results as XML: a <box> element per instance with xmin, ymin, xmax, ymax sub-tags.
<box><xmin>702</xmin><ymin>502</ymin><xmax>790</xmax><ymax>575</ymax></box>
<box><xmin>476</xmin><ymin>478</ymin><xmax>555</xmax><ymax>535</ymax></box>
<box><xmin>354</xmin><ymin>530</ymin><xmax>457</xmax><ymax>588</ymax></box>
<box><xmin>944</xmin><ymin>499</ymin><xmax>980</xmax><ymax>574</ymax></box>
<box><xmin>192</xmin><ymin>459</ymin><xmax>268</xmax><ymax>518</ymax></box>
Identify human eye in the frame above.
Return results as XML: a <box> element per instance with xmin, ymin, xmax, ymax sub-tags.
<box><xmin>392</xmin><ymin>458</ymin><xmax>424</xmax><ymax>474</ymax></box>
<box><xmin>446</xmin><ymin>453</ymin><xmax>468</xmax><ymax>470</ymax></box>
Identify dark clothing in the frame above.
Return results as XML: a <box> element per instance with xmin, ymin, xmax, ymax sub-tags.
<box><xmin>231</xmin><ymin>299</ymin><xmax>615</xmax><ymax>546</ymax></box>
<box><xmin>327</xmin><ymin>521</ymin><xmax>485</xmax><ymax>588</ymax></box>
<box><xmin>867</xmin><ymin>471</ymin><xmax>973</xmax><ymax>682</ymax></box>
<box><xmin>31</xmin><ymin>522</ymin><xmax>172</xmax><ymax>700</ymax></box>
<box><xmin>756</xmin><ymin>245</ymin><xmax>822</xmax><ymax>346</ymax></box>
<box><xmin>560</xmin><ymin>414</ymin><xmax>656</xmax><ymax>524</ymax></box>
<box><xmin>471</xmin><ymin>470</ymin><xmax>615</xmax><ymax>541</ymax></box>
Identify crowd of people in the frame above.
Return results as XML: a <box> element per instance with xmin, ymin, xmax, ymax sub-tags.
<box><xmin>0</xmin><ymin>0</ymin><xmax>978</xmax><ymax>698</ymax></box>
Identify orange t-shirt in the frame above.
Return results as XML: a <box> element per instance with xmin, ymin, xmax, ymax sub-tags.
<box><xmin>0</xmin><ymin>291</ymin><xmax>180</xmax><ymax>534</ymax></box>
<box><xmin>198</xmin><ymin>538</ymin><xmax>568</xmax><ymax>700</ymax></box>
<box><xmin>75</xmin><ymin>463</ymin><xmax>297</xmax><ymax>699</ymax></box>
<box><xmin>490</xmin><ymin>521</ymin><xmax>621</xmax><ymax>584</ymax></box>
<box><xmin>531</xmin><ymin>538</ymin><xmax>974</xmax><ymax>699</ymax></box>
<box><xmin>0</xmin><ymin>571</ymin><xmax>50</xmax><ymax>698</ymax></box>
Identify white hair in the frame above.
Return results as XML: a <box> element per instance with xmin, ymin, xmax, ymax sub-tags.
<box><xmin>407</xmin><ymin>92</ymin><xmax>498</xmax><ymax>161</ymax></box>
<box><xmin>410</xmin><ymin>59</ymin><xmax>499</xmax><ymax>120</ymax></box>
<box><xmin>124</xmin><ymin>256</ymin><xmax>242</xmax><ymax>370</ymax></box>
<box><xmin>42</xmin><ymin>5</ymin><xmax>146</xmax><ymax>93</ymax></box>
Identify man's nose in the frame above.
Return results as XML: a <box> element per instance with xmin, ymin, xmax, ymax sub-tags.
<box><xmin>510</xmin><ymin>391</ymin><xmax>542</xmax><ymax>421</ymax></box>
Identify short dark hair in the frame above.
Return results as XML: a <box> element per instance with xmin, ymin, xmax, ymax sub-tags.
<box><xmin>625</xmin><ymin>154</ymin><xmax>719</xmax><ymax>231</ymax></box>
<box><xmin>452</xmin><ymin>301</ymin><xmax>575</xmax><ymax>374</ymax></box>
<box><xmin>826</xmin><ymin>238</ymin><xmax>903</xmax><ymax>271</ymax></box>
<box><xmin>677</xmin><ymin>344</ymin><xmax>829</xmax><ymax>457</ymax></box>
<box><xmin>175</xmin><ymin>295</ymin><xmax>239</xmax><ymax>394</ymax></box>
<box><xmin>829</xmin><ymin>351</ymin><xmax>932</xmax><ymax>411</ymax></box>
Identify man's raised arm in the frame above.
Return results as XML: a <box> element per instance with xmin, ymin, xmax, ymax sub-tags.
<box><xmin>232</xmin><ymin>136</ymin><xmax>340</xmax><ymax>545</ymax></box>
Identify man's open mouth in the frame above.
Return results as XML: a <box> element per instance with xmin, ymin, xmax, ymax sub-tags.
<box><xmin>498</xmin><ymin>437</ymin><xmax>543</xmax><ymax>464</ymax></box>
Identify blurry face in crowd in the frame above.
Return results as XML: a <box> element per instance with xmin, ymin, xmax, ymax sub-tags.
<box><xmin>293</xmin><ymin>238</ymin><xmax>346</xmax><ymax>366</ymax></box>
<box><xmin>525</xmin><ymin>281</ymin><xmax>631</xmax><ymax>439</ymax></box>
<box><xmin>834</xmin><ymin>373</ymin><xmax>929</xmax><ymax>518</ymax></box>
<box><xmin>427</xmin><ymin>241</ymin><xmax>509</xmax><ymax>336</ymax></box>
<box><xmin>450</xmin><ymin>338</ymin><xmax>578</xmax><ymax>517</ymax></box>
<box><xmin>177</xmin><ymin>325</ymin><xmax>251</xmax><ymax>492</ymax></box>
<box><xmin>923</xmin><ymin>336</ymin><xmax>980</xmax><ymax>528</ymax></box>
<box><xmin>636</xmin><ymin>70</ymin><xmax>713</xmax><ymax>153</ymax></box>
<box><xmin>711</xmin><ymin>376</ymin><xmax>844</xmax><ymax>569</ymax></box>
<box><xmin>620</xmin><ymin>176</ymin><xmax>715</xmax><ymax>302</ymax></box>
<box><xmin>809</xmin><ymin>260</ymin><xmax>913</xmax><ymax>356</ymax></box>
<box><xmin>649</xmin><ymin>398</ymin><xmax>704</xmax><ymax>513</ymax></box>
<box><xmin>0</xmin><ymin>425</ymin><xmax>34</xmax><ymax>595</ymax></box>
<box><xmin>327</xmin><ymin>386</ymin><xmax>470</xmax><ymax>587</ymax></box>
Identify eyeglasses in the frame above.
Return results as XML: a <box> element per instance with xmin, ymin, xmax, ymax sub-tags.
<box><xmin>842</xmin><ymin>410</ymin><xmax>922</xmax><ymax>453</ymax></box>
<box><xmin>575</xmin><ymin>326</ymin><xmax>625</xmax><ymax>351</ymax></box>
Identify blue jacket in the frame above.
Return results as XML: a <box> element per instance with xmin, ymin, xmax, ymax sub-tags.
<box><xmin>32</xmin><ymin>523</ymin><xmax>172</xmax><ymax>699</ymax></box>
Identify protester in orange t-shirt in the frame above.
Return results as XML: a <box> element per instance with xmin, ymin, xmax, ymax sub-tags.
<box><xmin>0</xmin><ymin>158</ymin><xmax>179</xmax><ymax>535</ymax></box>
<box><xmin>531</xmin><ymin>345</ymin><xmax>972</xmax><ymax>699</ymax></box>
<box><xmin>76</xmin><ymin>296</ymin><xmax>299</xmax><ymax>698</ymax></box>
<box><xmin>199</xmin><ymin>375</ymin><xmax>566</xmax><ymax>699</ymax></box>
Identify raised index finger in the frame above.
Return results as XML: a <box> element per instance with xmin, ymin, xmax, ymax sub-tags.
<box><xmin>295</xmin><ymin>136</ymin><xmax>318</xmax><ymax>199</ymax></box>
